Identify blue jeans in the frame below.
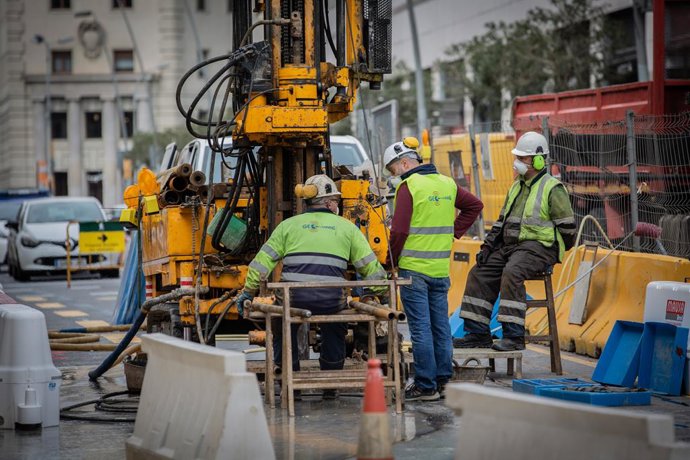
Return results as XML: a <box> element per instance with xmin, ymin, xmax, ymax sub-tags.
<box><xmin>399</xmin><ymin>269</ymin><xmax>453</xmax><ymax>391</ymax></box>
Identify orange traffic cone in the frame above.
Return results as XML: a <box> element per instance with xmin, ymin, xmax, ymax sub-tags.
<box><xmin>357</xmin><ymin>359</ymin><xmax>393</xmax><ymax>460</ymax></box>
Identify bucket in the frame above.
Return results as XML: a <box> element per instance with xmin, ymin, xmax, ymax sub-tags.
<box><xmin>124</xmin><ymin>353</ymin><xmax>147</xmax><ymax>393</ymax></box>
<box><xmin>452</xmin><ymin>358</ymin><xmax>490</xmax><ymax>384</ymax></box>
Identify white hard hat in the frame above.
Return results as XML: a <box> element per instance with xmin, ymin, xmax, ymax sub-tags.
<box><xmin>295</xmin><ymin>174</ymin><xmax>341</xmax><ymax>200</ymax></box>
<box><xmin>383</xmin><ymin>137</ymin><xmax>422</xmax><ymax>168</ymax></box>
<box><xmin>512</xmin><ymin>131</ymin><xmax>549</xmax><ymax>157</ymax></box>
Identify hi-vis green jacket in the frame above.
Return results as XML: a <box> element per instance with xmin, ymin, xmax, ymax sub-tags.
<box><xmin>245</xmin><ymin>209</ymin><xmax>387</xmax><ymax>312</ymax></box>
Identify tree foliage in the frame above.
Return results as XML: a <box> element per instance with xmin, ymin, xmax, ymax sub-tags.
<box><xmin>445</xmin><ymin>0</ymin><xmax>612</xmax><ymax>122</ymax></box>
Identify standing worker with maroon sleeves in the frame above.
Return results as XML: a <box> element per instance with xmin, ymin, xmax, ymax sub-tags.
<box><xmin>385</xmin><ymin>137</ymin><xmax>484</xmax><ymax>401</ymax></box>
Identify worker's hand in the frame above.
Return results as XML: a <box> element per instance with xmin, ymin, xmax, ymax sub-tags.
<box><xmin>236</xmin><ymin>291</ymin><xmax>254</xmax><ymax>316</ymax></box>
<box><xmin>360</xmin><ymin>295</ymin><xmax>379</xmax><ymax>304</ymax></box>
<box><xmin>475</xmin><ymin>246</ymin><xmax>491</xmax><ymax>267</ymax></box>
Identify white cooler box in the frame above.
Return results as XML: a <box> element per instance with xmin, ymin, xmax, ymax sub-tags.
<box><xmin>644</xmin><ymin>281</ymin><xmax>690</xmax><ymax>395</ymax></box>
<box><xmin>0</xmin><ymin>303</ymin><xmax>61</xmax><ymax>429</ymax></box>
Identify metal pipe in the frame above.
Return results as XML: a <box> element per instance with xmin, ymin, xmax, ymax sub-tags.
<box><xmin>168</xmin><ymin>175</ymin><xmax>189</xmax><ymax>192</ymax></box>
<box><xmin>468</xmin><ymin>123</ymin><xmax>485</xmax><ymax>240</ymax></box>
<box><xmin>160</xmin><ymin>190</ymin><xmax>181</xmax><ymax>206</ymax></box>
<box><xmin>246</xmin><ymin>300</ymin><xmax>312</xmax><ymax>318</ymax></box>
<box><xmin>626</xmin><ymin>110</ymin><xmax>641</xmax><ymax>252</ymax></box>
<box><xmin>336</xmin><ymin>0</ymin><xmax>345</xmax><ymax>67</ymax></box>
<box><xmin>189</xmin><ymin>170</ymin><xmax>207</xmax><ymax>187</ymax></box>
<box><xmin>406</xmin><ymin>0</ymin><xmax>428</xmax><ymax>138</ymax></box>
<box><xmin>348</xmin><ymin>300</ymin><xmax>395</xmax><ymax>321</ymax></box>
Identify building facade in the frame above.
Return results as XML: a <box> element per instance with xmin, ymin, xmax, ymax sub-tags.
<box><xmin>0</xmin><ymin>0</ymin><xmax>234</xmax><ymax>207</ymax></box>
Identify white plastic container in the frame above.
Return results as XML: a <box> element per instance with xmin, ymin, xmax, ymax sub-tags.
<box><xmin>0</xmin><ymin>303</ymin><xmax>61</xmax><ymax>429</ymax></box>
<box><xmin>643</xmin><ymin>281</ymin><xmax>690</xmax><ymax>395</ymax></box>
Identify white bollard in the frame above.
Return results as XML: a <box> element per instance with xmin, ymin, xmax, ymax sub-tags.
<box><xmin>445</xmin><ymin>383</ymin><xmax>690</xmax><ymax>460</ymax></box>
<box><xmin>0</xmin><ymin>302</ymin><xmax>61</xmax><ymax>430</ymax></box>
<box><xmin>126</xmin><ymin>333</ymin><xmax>275</xmax><ymax>460</ymax></box>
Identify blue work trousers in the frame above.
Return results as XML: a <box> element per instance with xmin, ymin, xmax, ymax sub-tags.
<box><xmin>399</xmin><ymin>269</ymin><xmax>453</xmax><ymax>391</ymax></box>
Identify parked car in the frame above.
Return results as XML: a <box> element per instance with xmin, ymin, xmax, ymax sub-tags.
<box><xmin>6</xmin><ymin>197</ymin><xmax>118</xmax><ymax>281</ymax></box>
<box><xmin>0</xmin><ymin>189</ymin><xmax>50</xmax><ymax>265</ymax></box>
<box><xmin>330</xmin><ymin>135</ymin><xmax>375</xmax><ymax>177</ymax></box>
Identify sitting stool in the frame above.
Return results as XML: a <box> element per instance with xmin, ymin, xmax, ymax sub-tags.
<box><xmin>525</xmin><ymin>267</ymin><xmax>563</xmax><ymax>375</ymax></box>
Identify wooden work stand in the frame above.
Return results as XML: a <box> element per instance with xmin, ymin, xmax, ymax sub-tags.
<box><xmin>452</xmin><ymin>348</ymin><xmax>523</xmax><ymax>379</ymax></box>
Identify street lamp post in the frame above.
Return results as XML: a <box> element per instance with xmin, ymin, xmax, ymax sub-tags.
<box><xmin>75</xmin><ymin>11</ymin><xmax>130</xmax><ymax>207</ymax></box>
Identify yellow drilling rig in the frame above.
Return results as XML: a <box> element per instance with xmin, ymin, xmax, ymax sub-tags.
<box><xmin>127</xmin><ymin>0</ymin><xmax>393</xmax><ymax>347</ymax></box>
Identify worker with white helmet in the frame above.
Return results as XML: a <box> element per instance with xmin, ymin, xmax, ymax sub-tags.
<box><xmin>237</xmin><ymin>174</ymin><xmax>387</xmax><ymax>399</ymax></box>
<box><xmin>454</xmin><ymin>131</ymin><xmax>576</xmax><ymax>351</ymax></box>
<box><xmin>385</xmin><ymin>137</ymin><xmax>483</xmax><ymax>401</ymax></box>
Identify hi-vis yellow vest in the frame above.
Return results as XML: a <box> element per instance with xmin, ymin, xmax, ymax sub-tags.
<box><xmin>395</xmin><ymin>173</ymin><xmax>457</xmax><ymax>277</ymax></box>
<box><xmin>503</xmin><ymin>173</ymin><xmax>566</xmax><ymax>261</ymax></box>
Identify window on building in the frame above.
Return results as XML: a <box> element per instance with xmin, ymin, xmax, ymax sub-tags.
<box><xmin>121</xmin><ymin>111</ymin><xmax>134</xmax><ymax>138</ymax></box>
<box><xmin>50</xmin><ymin>112</ymin><xmax>67</xmax><ymax>139</ymax></box>
<box><xmin>114</xmin><ymin>50</ymin><xmax>134</xmax><ymax>73</ymax></box>
<box><xmin>113</xmin><ymin>0</ymin><xmax>132</xmax><ymax>8</ymax></box>
<box><xmin>85</xmin><ymin>112</ymin><xmax>102</xmax><ymax>138</ymax></box>
<box><xmin>51</xmin><ymin>0</ymin><xmax>71</xmax><ymax>9</ymax></box>
<box><xmin>54</xmin><ymin>172</ymin><xmax>68</xmax><ymax>196</ymax></box>
<box><xmin>197</xmin><ymin>0</ymin><xmax>205</xmax><ymax>11</ymax></box>
<box><xmin>51</xmin><ymin>50</ymin><xmax>72</xmax><ymax>74</ymax></box>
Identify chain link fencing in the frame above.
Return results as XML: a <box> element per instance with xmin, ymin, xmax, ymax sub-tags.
<box><xmin>433</xmin><ymin>111</ymin><xmax>690</xmax><ymax>259</ymax></box>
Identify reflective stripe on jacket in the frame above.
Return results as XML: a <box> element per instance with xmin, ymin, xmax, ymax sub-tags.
<box><xmin>245</xmin><ymin>210</ymin><xmax>387</xmax><ymax>312</ymax></box>
<box><xmin>501</xmin><ymin>173</ymin><xmax>566</xmax><ymax>261</ymax></box>
<box><xmin>395</xmin><ymin>172</ymin><xmax>457</xmax><ymax>277</ymax></box>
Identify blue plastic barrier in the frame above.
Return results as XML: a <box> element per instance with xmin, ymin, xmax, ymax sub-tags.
<box><xmin>638</xmin><ymin>322</ymin><xmax>689</xmax><ymax>396</ymax></box>
<box><xmin>592</xmin><ymin>320</ymin><xmax>644</xmax><ymax>387</ymax></box>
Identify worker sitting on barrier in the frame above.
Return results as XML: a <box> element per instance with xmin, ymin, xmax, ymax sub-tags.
<box><xmin>236</xmin><ymin>174</ymin><xmax>388</xmax><ymax>399</ymax></box>
<box><xmin>454</xmin><ymin>132</ymin><xmax>576</xmax><ymax>351</ymax></box>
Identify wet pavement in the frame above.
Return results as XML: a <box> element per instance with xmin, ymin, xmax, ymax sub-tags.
<box><xmin>1</xmin><ymin>271</ymin><xmax>689</xmax><ymax>459</ymax></box>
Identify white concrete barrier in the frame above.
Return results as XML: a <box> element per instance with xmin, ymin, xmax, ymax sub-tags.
<box><xmin>445</xmin><ymin>383</ymin><xmax>690</xmax><ymax>460</ymax></box>
<box><xmin>126</xmin><ymin>333</ymin><xmax>275</xmax><ymax>460</ymax></box>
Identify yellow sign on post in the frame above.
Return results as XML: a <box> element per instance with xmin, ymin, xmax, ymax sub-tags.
<box><xmin>79</xmin><ymin>222</ymin><xmax>126</xmax><ymax>254</ymax></box>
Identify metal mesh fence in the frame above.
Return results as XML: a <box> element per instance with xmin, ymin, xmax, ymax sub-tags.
<box><xmin>442</xmin><ymin>111</ymin><xmax>690</xmax><ymax>259</ymax></box>
<box><xmin>549</xmin><ymin>112</ymin><xmax>690</xmax><ymax>257</ymax></box>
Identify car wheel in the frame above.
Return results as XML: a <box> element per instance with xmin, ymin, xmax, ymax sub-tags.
<box><xmin>13</xmin><ymin>261</ymin><xmax>30</xmax><ymax>282</ymax></box>
<box><xmin>100</xmin><ymin>269</ymin><xmax>120</xmax><ymax>279</ymax></box>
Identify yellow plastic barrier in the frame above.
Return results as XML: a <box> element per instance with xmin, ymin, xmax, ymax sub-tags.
<box><xmin>433</xmin><ymin>133</ymin><xmax>515</xmax><ymax>226</ymax></box>
<box><xmin>447</xmin><ymin>240</ymin><xmax>690</xmax><ymax>358</ymax></box>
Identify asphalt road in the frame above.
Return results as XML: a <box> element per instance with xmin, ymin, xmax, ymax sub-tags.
<box><xmin>0</xmin><ymin>270</ymin><xmax>124</xmax><ymax>367</ymax></box>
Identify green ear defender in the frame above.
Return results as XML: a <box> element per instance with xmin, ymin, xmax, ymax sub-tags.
<box><xmin>532</xmin><ymin>154</ymin><xmax>545</xmax><ymax>171</ymax></box>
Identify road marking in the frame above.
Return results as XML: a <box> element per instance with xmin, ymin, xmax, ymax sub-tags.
<box><xmin>35</xmin><ymin>302</ymin><xmax>65</xmax><ymax>309</ymax></box>
<box><xmin>526</xmin><ymin>344</ymin><xmax>596</xmax><ymax>368</ymax></box>
<box><xmin>18</xmin><ymin>295</ymin><xmax>46</xmax><ymax>302</ymax></box>
<box><xmin>70</xmin><ymin>285</ymin><xmax>101</xmax><ymax>291</ymax></box>
<box><xmin>91</xmin><ymin>291</ymin><xmax>118</xmax><ymax>296</ymax></box>
<box><xmin>54</xmin><ymin>310</ymin><xmax>89</xmax><ymax>318</ymax></box>
<box><xmin>93</xmin><ymin>295</ymin><xmax>117</xmax><ymax>301</ymax></box>
<box><xmin>102</xmin><ymin>332</ymin><xmax>141</xmax><ymax>344</ymax></box>
<box><xmin>77</xmin><ymin>320</ymin><xmax>111</xmax><ymax>328</ymax></box>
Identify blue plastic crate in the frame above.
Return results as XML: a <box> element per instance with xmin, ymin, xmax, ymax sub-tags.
<box><xmin>539</xmin><ymin>387</ymin><xmax>651</xmax><ymax>406</ymax></box>
<box><xmin>592</xmin><ymin>320</ymin><xmax>644</xmax><ymax>387</ymax></box>
<box><xmin>512</xmin><ymin>378</ymin><xmax>598</xmax><ymax>395</ymax></box>
<box><xmin>638</xmin><ymin>322</ymin><xmax>689</xmax><ymax>396</ymax></box>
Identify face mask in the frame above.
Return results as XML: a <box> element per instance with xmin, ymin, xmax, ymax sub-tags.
<box><xmin>389</xmin><ymin>176</ymin><xmax>402</xmax><ymax>189</ymax></box>
<box><xmin>334</xmin><ymin>206</ymin><xmax>340</xmax><ymax>216</ymax></box>
<box><xmin>513</xmin><ymin>159</ymin><xmax>529</xmax><ymax>176</ymax></box>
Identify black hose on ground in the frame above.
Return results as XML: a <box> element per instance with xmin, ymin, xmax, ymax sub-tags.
<box><xmin>88</xmin><ymin>287</ymin><xmax>207</xmax><ymax>381</ymax></box>
<box><xmin>60</xmin><ymin>390</ymin><xmax>139</xmax><ymax>423</ymax></box>
<box><xmin>88</xmin><ymin>312</ymin><xmax>146</xmax><ymax>381</ymax></box>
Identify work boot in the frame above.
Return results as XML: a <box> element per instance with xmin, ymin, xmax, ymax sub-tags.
<box><xmin>453</xmin><ymin>333</ymin><xmax>493</xmax><ymax>349</ymax></box>
<box><xmin>404</xmin><ymin>383</ymin><xmax>440</xmax><ymax>402</ymax></box>
<box><xmin>322</xmin><ymin>389</ymin><xmax>339</xmax><ymax>400</ymax></box>
<box><xmin>492</xmin><ymin>336</ymin><xmax>525</xmax><ymax>351</ymax></box>
<box><xmin>437</xmin><ymin>382</ymin><xmax>448</xmax><ymax>400</ymax></box>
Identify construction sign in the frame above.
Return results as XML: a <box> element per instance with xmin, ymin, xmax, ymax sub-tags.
<box><xmin>79</xmin><ymin>222</ymin><xmax>126</xmax><ymax>254</ymax></box>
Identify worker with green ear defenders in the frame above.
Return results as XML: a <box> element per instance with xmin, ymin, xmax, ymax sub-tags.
<box><xmin>454</xmin><ymin>131</ymin><xmax>577</xmax><ymax>353</ymax></box>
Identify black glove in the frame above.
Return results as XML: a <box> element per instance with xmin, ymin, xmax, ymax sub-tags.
<box><xmin>476</xmin><ymin>246</ymin><xmax>491</xmax><ymax>266</ymax></box>
<box><xmin>236</xmin><ymin>290</ymin><xmax>254</xmax><ymax>316</ymax></box>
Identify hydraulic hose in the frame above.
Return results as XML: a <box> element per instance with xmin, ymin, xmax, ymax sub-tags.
<box><xmin>88</xmin><ymin>287</ymin><xmax>206</xmax><ymax>381</ymax></box>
